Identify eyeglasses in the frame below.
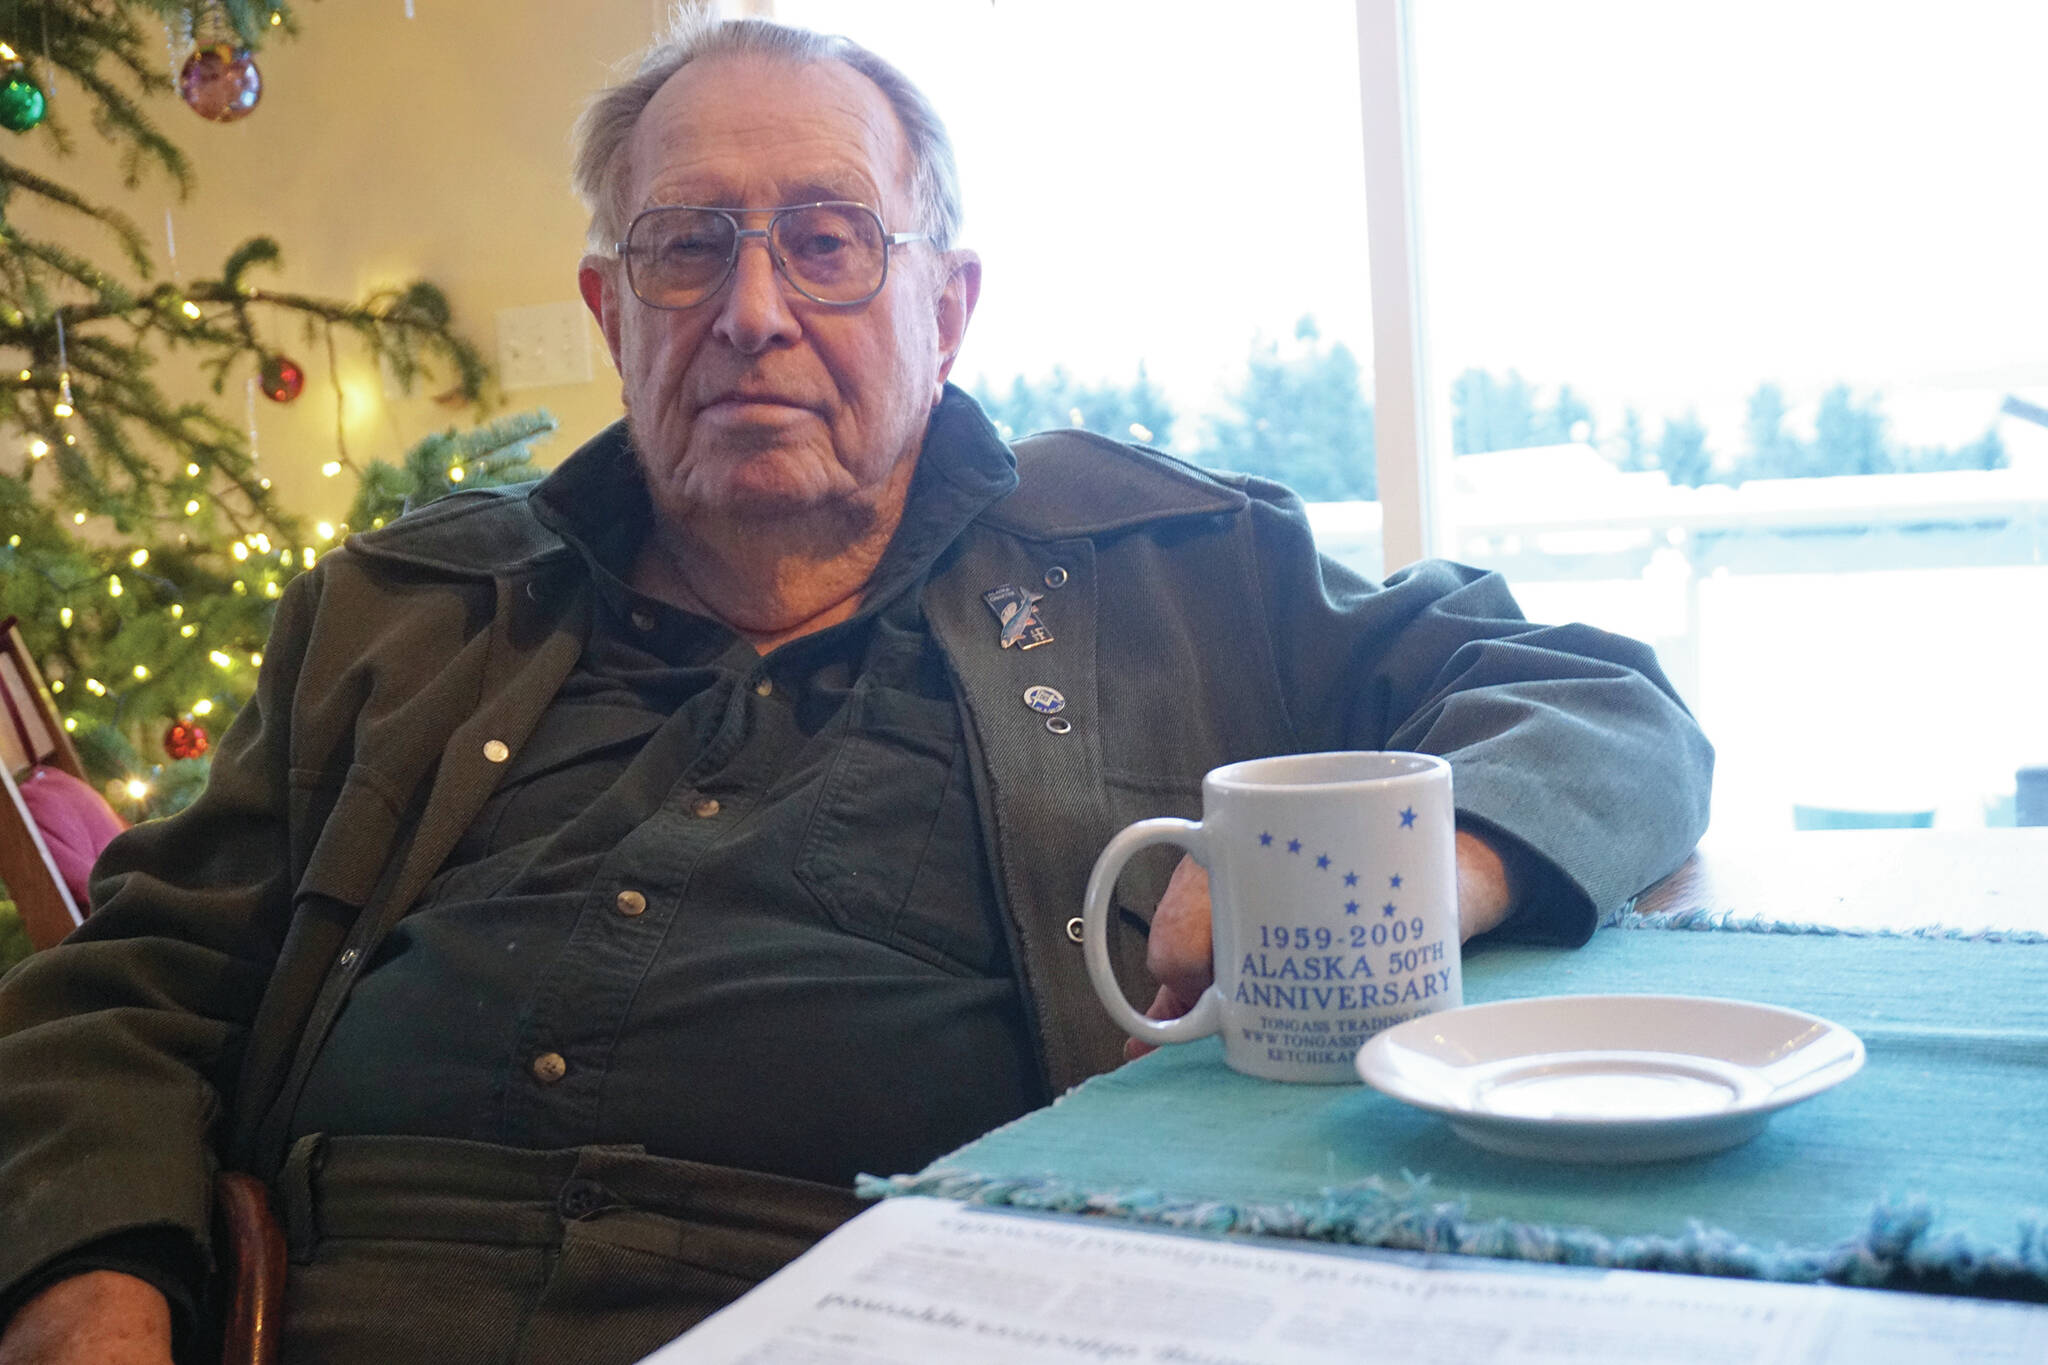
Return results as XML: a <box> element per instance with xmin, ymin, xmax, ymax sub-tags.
<box><xmin>615</xmin><ymin>201</ymin><xmax>928</xmax><ymax>310</ymax></box>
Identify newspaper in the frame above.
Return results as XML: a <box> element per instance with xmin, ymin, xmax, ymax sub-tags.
<box><xmin>645</xmin><ymin>1197</ymin><xmax>2048</xmax><ymax>1364</ymax></box>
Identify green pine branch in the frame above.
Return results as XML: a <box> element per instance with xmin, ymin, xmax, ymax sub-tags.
<box><xmin>0</xmin><ymin>0</ymin><xmax>554</xmax><ymax>818</ymax></box>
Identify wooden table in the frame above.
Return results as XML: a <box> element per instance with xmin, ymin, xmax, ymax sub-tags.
<box><xmin>1633</xmin><ymin>826</ymin><xmax>2048</xmax><ymax>932</ymax></box>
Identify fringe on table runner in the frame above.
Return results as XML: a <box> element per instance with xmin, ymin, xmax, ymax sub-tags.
<box><xmin>1599</xmin><ymin>904</ymin><xmax>2048</xmax><ymax>942</ymax></box>
<box><xmin>857</xmin><ymin>1169</ymin><xmax>2048</xmax><ymax>1301</ymax></box>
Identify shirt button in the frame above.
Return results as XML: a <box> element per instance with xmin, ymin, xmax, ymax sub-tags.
<box><xmin>615</xmin><ymin>889</ymin><xmax>647</xmax><ymax>917</ymax></box>
<box><xmin>1065</xmin><ymin>916</ymin><xmax>1085</xmax><ymax>944</ymax></box>
<box><xmin>691</xmin><ymin>796</ymin><xmax>721</xmax><ymax>819</ymax></box>
<box><xmin>630</xmin><ymin>609</ymin><xmax>656</xmax><ymax>632</ymax></box>
<box><xmin>753</xmin><ymin>678</ymin><xmax>773</xmax><ymax>698</ymax></box>
<box><xmin>531</xmin><ymin>1052</ymin><xmax>568</xmax><ymax>1084</ymax></box>
<box><xmin>483</xmin><ymin>739</ymin><xmax>510</xmax><ymax>763</ymax></box>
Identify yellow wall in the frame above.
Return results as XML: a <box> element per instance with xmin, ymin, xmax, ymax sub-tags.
<box><xmin>17</xmin><ymin>2</ymin><xmax>676</xmax><ymax>521</ymax></box>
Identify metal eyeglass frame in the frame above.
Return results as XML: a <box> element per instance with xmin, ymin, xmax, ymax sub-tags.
<box><xmin>614</xmin><ymin>200</ymin><xmax>929</xmax><ymax>310</ymax></box>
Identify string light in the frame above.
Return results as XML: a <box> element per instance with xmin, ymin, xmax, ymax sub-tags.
<box><xmin>209</xmin><ymin>651</ymin><xmax>233</xmax><ymax>668</ymax></box>
<box><xmin>180</xmin><ymin>301</ymin><xmax>202</xmax><ymax>320</ymax></box>
<box><xmin>52</xmin><ymin>314</ymin><xmax>73</xmax><ymax>417</ymax></box>
<box><xmin>58</xmin><ymin>607</ymin><xmax>72</xmax><ymax>627</ymax></box>
<box><xmin>448</xmin><ymin>465</ymin><xmax>465</xmax><ymax>482</ymax></box>
<box><xmin>49</xmin><ymin>679</ymin><xmax>62</xmax><ymax>693</ymax></box>
<box><xmin>180</xmin><ymin>624</ymin><xmax>196</xmax><ymax>637</ymax></box>
<box><xmin>85</xmin><ymin>677</ymin><xmax>106</xmax><ymax>695</ymax></box>
<box><xmin>132</xmin><ymin>664</ymin><xmax>149</xmax><ymax>679</ymax></box>
<box><xmin>107</xmin><ymin>575</ymin><xmax>122</xmax><ymax>597</ymax></box>
<box><xmin>169</xmin><ymin>604</ymin><xmax>182</xmax><ymax>618</ymax></box>
<box><xmin>231</xmin><ymin>542</ymin><xmax>249</xmax><ymax>561</ymax></box>
<box><xmin>321</xmin><ymin>461</ymin><xmax>342</xmax><ymax>478</ymax></box>
<box><xmin>193</xmin><ymin>699</ymin><xmax>214</xmax><ymax>716</ymax></box>
<box><xmin>185</xmin><ymin>462</ymin><xmax>201</xmax><ymax>477</ymax></box>
<box><xmin>315</xmin><ymin>522</ymin><xmax>335</xmax><ymax>540</ymax></box>
<box><xmin>72</xmin><ymin>511</ymin><xmax>86</xmax><ymax>525</ymax></box>
<box><xmin>63</xmin><ymin>717</ymin><xmax>76</xmax><ymax>732</ymax></box>
<box><xmin>301</xmin><ymin>548</ymin><xmax>316</xmax><ymax>568</ymax></box>
<box><xmin>129</xmin><ymin>548</ymin><xmax>149</xmax><ymax>567</ymax></box>
<box><xmin>62</xmin><ymin>433</ymin><xmax>76</xmax><ymax>445</ymax></box>
<box><xmin>185</xmin><ymin>499</ymin><xmax>201</xmax><ymax>515</ymax></box>
<box><xmin>263</xmin><ymin>581</ymin><xmax>281</xmax><ymax>598</ymax></box>
<box><xmin>124</xmin><ymin>778</ymin><xmax>149</xmax><ymax>801</ymax></box>
<box><xmin>28</xmin><ymin>439</ymin><xmax>47</xmax><ymax>458</ymax></box>
<box><xmin>245</xmin><ymin>375</ymin><xmax>260</xmax><ymax>467</ymax></box>
<box><xmin>250</xmin><ymin>651</ymin><xmax>263</xmax><ymax>666</ymax></box>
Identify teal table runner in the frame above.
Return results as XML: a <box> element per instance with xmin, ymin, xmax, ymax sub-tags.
<box><xmin>867</xmin><ymin>927</ymin><xmax>2048</xmax><ymax>1299</ymax></box>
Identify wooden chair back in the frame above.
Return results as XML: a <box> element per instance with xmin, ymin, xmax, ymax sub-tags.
<box><xmin>0</xmin><ymin>616</ymin><xmax>90</xmax><ymax>948</ymax></box>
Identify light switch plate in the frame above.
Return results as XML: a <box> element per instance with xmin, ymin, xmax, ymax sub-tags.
<box><xmin>497</xmin><ymin>301</ymin><xmax>595</xmax><ymax>391</ymax></box>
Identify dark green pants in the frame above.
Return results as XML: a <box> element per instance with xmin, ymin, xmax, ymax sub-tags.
<box><xmin>275</xmin><ymin>1134</ymin><xmax>863</xmax><ymax>1364</ymax></box>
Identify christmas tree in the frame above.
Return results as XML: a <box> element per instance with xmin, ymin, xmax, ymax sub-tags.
<box><xmin>0</xmin><ymin>0</ymin><xmax>546</xmax><ymax>818</ymax></box>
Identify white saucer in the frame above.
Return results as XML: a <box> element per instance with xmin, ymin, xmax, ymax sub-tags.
<box><xmin>1354</xmin><ymin>995</ymin><xmax>1865</xmax><ymax>1163</ymax></box>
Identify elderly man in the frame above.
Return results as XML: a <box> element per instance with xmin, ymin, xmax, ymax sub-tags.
<box><xmin>0</xmin><ymin>15</ymin><xmax>1710</xmax><ymax>1364</ymax></box>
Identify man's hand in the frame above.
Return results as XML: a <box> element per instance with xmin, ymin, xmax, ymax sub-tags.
<box><xmin>1125</xmin><ymin>832</ymin><xmax>1518</xmax><ymax>1061</ymax></box>
<box><xmin>0</xmin><ymin>1272</ymin><xmax>173</xmax><ymax>1365</ymax></box>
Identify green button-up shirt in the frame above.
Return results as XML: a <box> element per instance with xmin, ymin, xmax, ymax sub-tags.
<box><xmin>291</xmin><ymin>416</ymin><xmax>1047</xmax><ymax>1185</ymax></box>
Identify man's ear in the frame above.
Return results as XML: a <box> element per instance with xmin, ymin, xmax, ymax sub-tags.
<box><xmin>931</xmin><ymin>249</ymin><xmax>982</xmax><ymax>401</ymax></box>
<box><xmin>579</xmin><ymin>255</ymin><xmax>626</xmax><ymax>375</ymax></box>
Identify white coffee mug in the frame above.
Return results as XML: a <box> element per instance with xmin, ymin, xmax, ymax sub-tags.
<box><xmin>1082</xmin><ymin>751</ymin><xmax>1463</xmax><ymax>1082</ymax></box>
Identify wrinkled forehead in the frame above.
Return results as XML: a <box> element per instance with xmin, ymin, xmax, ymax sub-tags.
<box><xmin>625</xmin><ymin>52</ymin><xmax>917</xmax><ymax>219</ymax></box>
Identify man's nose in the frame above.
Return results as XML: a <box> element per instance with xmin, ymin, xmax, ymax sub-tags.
<box><xmin>710</xmin><ymin>234</ymin><xmax>800</xmax><ymax>354</ymax></box>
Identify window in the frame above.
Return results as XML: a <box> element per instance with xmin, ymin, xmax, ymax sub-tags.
<box><xmin>1404</xmin><ymin>0</ymin><xmax>2048</xmax><ymax>832</ymax></box>
<box><xmin>775</xmin><ymin>0</ymin><xmax>1381</xmax><ymax>546</ymax></box>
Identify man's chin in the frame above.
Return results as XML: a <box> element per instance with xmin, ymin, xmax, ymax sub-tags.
<box><xmin>678</xmin><ymin>462</ymin><xmax>874</xmax><ymax>531</ymax></box>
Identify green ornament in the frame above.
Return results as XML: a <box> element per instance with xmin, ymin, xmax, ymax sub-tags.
<box><xmin>0</xmin><ymin>69</ymin><xmax>45</xmax><ymax>134</ymax></box>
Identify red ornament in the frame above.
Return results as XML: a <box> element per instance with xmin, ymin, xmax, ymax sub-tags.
<box><xmin>259</xmin><ymin>354</ymin><xmax>305</xmax><ymax>403</ymax></box>
<box><xmin>164</xmin><ymin>717</ymin><xmax>210</xmax><ymax>760</ymax></box>
<box><xmin>178</xmin><ymin>43</ymin><xmax>262</xmax><ymax>122</ymax></box>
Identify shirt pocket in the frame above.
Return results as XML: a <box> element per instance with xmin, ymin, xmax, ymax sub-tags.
<box><xmin>794</xmin><ymin>682</ymin><xmax>1004</xmax><ymax>977</ymax></box>
<box><xmin>424</xmin><ymin>701</ymin><xmax>663</xmax><ymax>904</ymax></box>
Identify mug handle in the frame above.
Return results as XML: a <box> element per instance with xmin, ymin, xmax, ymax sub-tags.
<box><xmin>1081</xmin><ymin>817</ymin><xmax>1223</xmax><ymax>1046</ymax></box>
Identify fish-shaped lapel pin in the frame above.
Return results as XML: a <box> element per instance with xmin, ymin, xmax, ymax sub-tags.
<box><xmin>983</xmin><ymin>585</ymin><xmax>1052</xmax><ymax>650</ymax></box>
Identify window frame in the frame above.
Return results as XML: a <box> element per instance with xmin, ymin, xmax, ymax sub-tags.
<box><xmin>1354</xmin><ymin>0</ymin><xmax>1438</xmax><ymax>571</ymax></box>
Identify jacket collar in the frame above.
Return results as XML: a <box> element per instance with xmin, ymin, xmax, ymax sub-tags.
<box><xmin>342</xmin><ymin>423</ymin><xmax>633</xmax><ymax>580</ymax></box>
<box><xmin>343</xmin><ymin>386</ymin><xmax>1249</xmax><ymax>577</ymax></box>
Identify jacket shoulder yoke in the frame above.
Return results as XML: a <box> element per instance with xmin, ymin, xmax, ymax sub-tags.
<box><xmin>981</xmin><ymin>428</ymin><xmax>1249</xmax><ymax>540</ymax></box>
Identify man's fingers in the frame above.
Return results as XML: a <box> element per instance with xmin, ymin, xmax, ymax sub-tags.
<box><xmin>1123</xmin><ymin>984</ymin><xmax>1197</xmax><ymax>1061</ymax></box>
<box><xmin>1146</xmin><ymin>855</ymin><xmax>1215</xmax><ymax>1004</ymax></box>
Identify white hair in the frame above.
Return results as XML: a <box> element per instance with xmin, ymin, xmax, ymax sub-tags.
<box><xmin>571</xmin><ymin>11</ymin><xmax>964</xmax><ymax>254</ymax></box>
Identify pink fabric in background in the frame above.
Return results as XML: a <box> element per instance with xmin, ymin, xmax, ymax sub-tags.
<box><xmin>16</xmin><ymin>764</ymin><xmax>127</xmax><ymax>907</ymax></box>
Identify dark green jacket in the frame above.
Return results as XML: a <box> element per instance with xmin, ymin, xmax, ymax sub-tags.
<box><xmin>0</xmin><ymin>410</ymin><xmax>1712</xmax><ymax>1302</ymax></box>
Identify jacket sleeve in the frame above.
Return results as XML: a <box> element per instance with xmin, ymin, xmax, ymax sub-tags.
<box><xmin>1240</xmin><ymin>482</ymin><xmax>1713</xmax><ymax>942</ymax></box>
<box><xmin>0</xmin><ymin>568</ymin><xmax>323</xmax><ymax>1317</ymax></box>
